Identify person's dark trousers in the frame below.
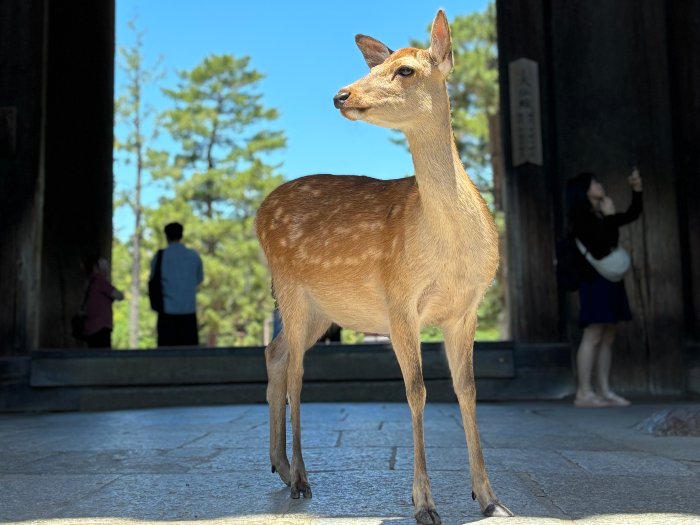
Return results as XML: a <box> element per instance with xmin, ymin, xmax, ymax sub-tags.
<box><xmin>157</xmin><ymin>313</ymin><xmax>199</xmax><ymax>346</ymax></box>
<box><xmin>85</xmin><ymin>328</ymin><xmax>112</xmax><ymax>348</ymax></box>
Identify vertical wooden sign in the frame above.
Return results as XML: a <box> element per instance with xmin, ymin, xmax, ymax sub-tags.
<box><xmin>508</xmin><ymin>58</ymin><xmax>543</xmax><ymax>166</ymax></box>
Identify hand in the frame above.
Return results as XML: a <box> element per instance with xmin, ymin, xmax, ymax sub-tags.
<box><xmin>628</xmin><ymin>167</ymin><xmax>643</xmax><ymax>191</ymax></box>
<box><xmin>600</xmin><ymin>196</ymin><xmax>616</xmax><ymax>215</ymax></box>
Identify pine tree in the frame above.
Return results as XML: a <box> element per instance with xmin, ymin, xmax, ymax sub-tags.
<box><xmin>159</xmin><ymin>54</ymin><xmax>285</xmax><ymax>346</ymax></box>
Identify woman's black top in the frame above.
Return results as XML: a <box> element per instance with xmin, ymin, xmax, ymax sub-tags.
<box><xmin>573</xmin><ymin>191</ymin><xmax>643</xmax><ymax>260</ymax></box>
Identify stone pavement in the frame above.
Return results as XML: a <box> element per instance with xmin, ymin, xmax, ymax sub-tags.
<box><xmin>1</xmin><ymin>401</ymin><xmax>699</xmax><ymax>525</ymax></box>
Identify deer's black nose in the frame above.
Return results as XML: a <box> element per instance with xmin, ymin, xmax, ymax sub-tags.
<box><xmin>333</xmin><ymin>91</ymin><xmax>350</xmax><ymax>109</ymax></box>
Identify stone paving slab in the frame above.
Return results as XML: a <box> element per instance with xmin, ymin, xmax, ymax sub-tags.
<box><xmin>0</xmin><ymin>401</ymin><xmax>699</xmax><ymax>525</ymax></box>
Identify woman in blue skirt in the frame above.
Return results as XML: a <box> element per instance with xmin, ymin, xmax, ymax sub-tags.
<box><xmin>566</xmin><ymin>168</ymin><xmax>643</xmax><ymax>407</ymax></box>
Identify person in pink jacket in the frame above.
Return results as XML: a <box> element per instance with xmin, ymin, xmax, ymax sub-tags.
<box><xmin>82</xmin><ymin>255</ymin><xmax>124</xmax><ymax>348</ymax></box>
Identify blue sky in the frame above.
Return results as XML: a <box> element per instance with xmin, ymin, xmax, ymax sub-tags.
<box><xmin>114</xmin><ymin>0</ymin><xmax>490</xmax><ymax>239</ymax></box>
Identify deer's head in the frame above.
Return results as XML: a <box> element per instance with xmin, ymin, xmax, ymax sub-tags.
<box><xmin>333</xmin><ymin>10</ymin><xmax>454</xmax><ymax>132</ymax></box>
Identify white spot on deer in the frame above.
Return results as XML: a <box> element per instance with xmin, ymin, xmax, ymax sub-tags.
<box><xmin>289</xmin><ymin>226</ymin><xmax>303</xmax><ymax>242</ymax></box>
<box><xmin>391</xmin><ymin>237</ymin><xmax>400</xmax><ymax>253</ymax></box>
<box><xmin>360</xmin><ymin>222</ymin><xmax>383</xmax><ymax>232</ymax></box>
<box><xmin>367</xmin><ymin>247</ymin><xmax>383</xmax><ymax>260</ymax></box>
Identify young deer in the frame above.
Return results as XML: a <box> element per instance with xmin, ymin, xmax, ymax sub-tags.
<box><xmin>255</xmin><ymin>10</ymin><xmax>513</xmax><ymax>524</ymax></box>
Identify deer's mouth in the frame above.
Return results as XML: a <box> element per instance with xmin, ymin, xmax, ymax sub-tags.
<box><xmin>340</xmin><ymin>106</ymin><xmax>369</xmax><ymax>120</ymax></box>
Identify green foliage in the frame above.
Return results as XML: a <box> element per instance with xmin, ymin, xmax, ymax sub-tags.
<box><xmin>340</xmin><ymin>329</ymin><xmax>365</xmax><ymax>344</ymax></box>
<box><xmin>410</xmin><ymin>2</ymin><xmax>499</xmax><ymax>189</ymax></box>
<box><xmin>155</xmin><ymin>53</ymin><xmax>286</xmax><ymax>346</ymax></box>
<box><xmin>113</xmin><ymin>37</ymin><xmax>285</xmax><ymax>348</ymax></box>
<box><xmin>420</xmin><ymin>326</ymin><xmax>444</xmax><ymax>342</ymax></box>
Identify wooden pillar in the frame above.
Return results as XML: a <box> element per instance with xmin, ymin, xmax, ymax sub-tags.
<box><xmin>39</xmin><ymin>1</ymin><xmax>115</xmax><ymax>348</ymax></box>
<box><xmin>496</xmin><ymin>0</ymin><xmax>560</xmax><ymax>343</ymax></box>
<box><xmin>498</xmin><ymin>0</ymin><xmax>690</xmax><ymax>393</ymax></box>
<box><xmin>547</xmin><ymin>0</ymin><xmax>684</xmax><ymax>394</ymax></box>
<box><xmin>0</xmin><ymin>0</ymin><xmax>48</xmax><ymax>355</ymax></box>
<box><xmin>667</xmin><ymin>0</ymin><xmax>700</xmax><ymax>341</ymax></box>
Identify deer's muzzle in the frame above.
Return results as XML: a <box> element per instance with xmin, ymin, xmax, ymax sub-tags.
<box><xmin>333</xmin><ymin>91</ymin><xmax>350</xmax><ymax>108</ymax></box>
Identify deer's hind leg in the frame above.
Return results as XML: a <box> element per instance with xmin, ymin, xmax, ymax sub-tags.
<box><xmin>276</xmin><ymin>287</ymin><xmax>331</xmax><ymax>499</ymax></box>
<box><xmin>442</xmin><ymin>313</ymin><xmax>513</xmax><ymax>517</ymax></box>
<box><xmin>265</xmin><ymin>333</ymin><xmax>292</xmax><ymax>486</ymax></box>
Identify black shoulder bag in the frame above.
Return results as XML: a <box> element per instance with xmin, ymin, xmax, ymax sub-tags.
<box><xmin>148</xmin><ymin>249</ymin><xmax>164</xmax><ymax>312</ymax></box>
<box><xmin>71</xmin><ymin>282</ymin><xmax>91</xmax><ymax>340</ymax></box>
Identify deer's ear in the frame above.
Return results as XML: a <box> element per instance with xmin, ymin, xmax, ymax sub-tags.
<box><xmin>355</xmin><ymin>35</ymin><xmax>393</xmax><ymax>69</ymax></box>
<box><xmin>429</xmin><ymin>10</ymin><xmax>453</xmax><ymax>77</ymax></box>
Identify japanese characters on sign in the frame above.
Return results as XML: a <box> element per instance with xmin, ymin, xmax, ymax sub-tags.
<box><xmin>508</xmin><ymin>58</ymin><xmax>542</xmax><ymax>167</ymax></box>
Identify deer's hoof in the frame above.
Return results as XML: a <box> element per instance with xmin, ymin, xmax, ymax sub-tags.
<box><xmin>290</xmin><ymin>484</ymin><xmax>312</xmax><ymax>499</ymax></box>
<box><xmin>415</xmin><ymin>508</ymin><xmax>441</xmax><ymax>525</ymax></box>
<box><xmin>484</xmin><ymin>502</ymin><xmax>514</xmax><ymax>517</ymax></box>
<box><xmin>271</xmin><ymin>462</ymin><xmax>291</xmax><ymax>486</ymax></box>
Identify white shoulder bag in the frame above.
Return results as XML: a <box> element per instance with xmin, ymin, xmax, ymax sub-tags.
<box><xmin>575</xmin><ymin>239</ymin><xmax>630</xmax><ymax>282</ymax></box>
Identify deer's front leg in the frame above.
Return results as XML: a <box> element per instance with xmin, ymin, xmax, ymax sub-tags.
<box><xmin>283</xmin><ymin>307</ymin><xmax>331</xmax><ymax>500</ymax></box>
<box><xmin>390</xmin><ymin>314</ymin><xmax>441</xmax><ymax>525</ymax></box>
<box><xmin>265</xmin><ymin>335</ymin><xmax>291</xmax><ymax>486</ymax></box>
<box><xmin>286</xmin><ymin>338</ymin><xmax>311</xmax><ymax>499</ymax></box>
<box><xmin>443</xmin><ymin>315</ymin><xmax>513</xmax><ymax>517</ymax></box>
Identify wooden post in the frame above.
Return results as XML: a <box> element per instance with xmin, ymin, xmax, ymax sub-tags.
<box><xmin>39</xmin><ymin>1</ymin><xmax>115</xmax><ymax>348</ymax></box>
<box><xmin>497</xmin><ymin>0</ymin><xmax>560</xmax><ymax>343</ymax></box>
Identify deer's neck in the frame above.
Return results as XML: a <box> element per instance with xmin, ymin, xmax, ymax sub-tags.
<box><xmin>404</xmin><ymin>111</ymin><xmax>484</xmax><ymax>230</ymax></box>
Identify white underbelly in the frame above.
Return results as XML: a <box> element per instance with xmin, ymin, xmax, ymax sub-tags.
<box><xmin>306</xmin><ymin>279</ymin><xmax>390</xmax><ymax>335</ymax></box>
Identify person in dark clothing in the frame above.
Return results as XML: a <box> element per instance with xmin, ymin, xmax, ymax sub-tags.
<box><xmin>82</xmin><ymin>255</ymin><xmax>124</xmax><ymax>348</ymax></box>
<box><xmin>150</xmin><ymin>222</ymin><xmax>204</xmax><ymax>346</ymax></box>
<box><xmin>566</xmin><ymin>168</ymin><xmax>643</xmax><ymax>407</ymax></box>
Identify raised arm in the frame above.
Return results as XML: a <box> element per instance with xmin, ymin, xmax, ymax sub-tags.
<box><xmin>605</xmin><ymin>168</ymin><xmax>643</xmax><ymax>227</ymax></box>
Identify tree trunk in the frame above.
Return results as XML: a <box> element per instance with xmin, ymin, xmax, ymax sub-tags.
<box><xmin>488</xmin><ymin>111</ymin><xmax>510</xmax><ymax>339</ymax></box>
<box><xmin>128</xmin><ymin>104</ymin><xmax>143</xmax><ymax>349</ymax></box>
<box><xmin>128</xmin><ymin>189</ymin><xmax>142</xmax><ymax>348</ymax></box>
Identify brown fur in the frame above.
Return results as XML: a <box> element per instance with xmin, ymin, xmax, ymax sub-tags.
<box><xmin>255</xmin><ymin>10</ymin><xmax>512</xmax><ymax>523</ymax></box>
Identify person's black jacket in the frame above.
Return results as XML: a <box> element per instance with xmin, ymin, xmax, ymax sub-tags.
<box><xmin>572</xmin><ymin>191</ymin><xmax>643</xmax><ymax>280</ymax></box>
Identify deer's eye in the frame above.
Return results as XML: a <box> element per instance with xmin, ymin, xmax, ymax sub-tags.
<box><xmin>395</xmin><ymin>66</ymin><xmax>415</xmax><ymax>77</ymax></box>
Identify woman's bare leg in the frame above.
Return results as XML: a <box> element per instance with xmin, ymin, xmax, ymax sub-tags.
<box><xmin>597</xmin><ymin>323</ymin><xmax>630</xmax><ymax>405</ymax></box>
<box><xmin>576</xmin><ymin>324</ymin><xmax>605</xmax><ymax>397</ymax></box>
<box><xmin>596</xmin><ymin>323</ymin><xmax>616</xmax><ymax>395</ymax></box>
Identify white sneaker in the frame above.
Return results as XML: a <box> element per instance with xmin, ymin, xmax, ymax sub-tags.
<box><xmin>601</xmin><ymin>391</ymin><xmax>631</xmax><ymax>407</ymax></box>
<box><xmin>574</xmin><ymin>392</ymin><xmax>610</xmax><ymax>408</ymax></box>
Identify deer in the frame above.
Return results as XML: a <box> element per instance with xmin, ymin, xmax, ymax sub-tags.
<box><xmin>255</xmin><ymin>10</ymin><xmax>513</xmax><ymax>525</ymax></box>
